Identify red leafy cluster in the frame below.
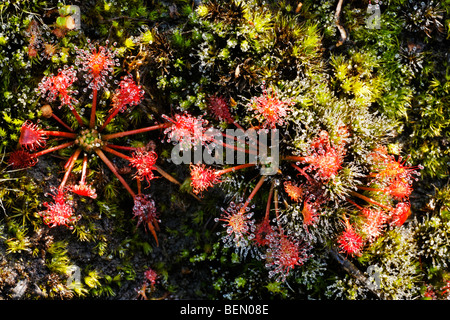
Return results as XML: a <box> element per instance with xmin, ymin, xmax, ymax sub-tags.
<box><xmin>282</xmin><ymin>130</ymin><xmax>347</xmax><ymax>227</ymax></box>
<box><xmin>337</xmin><ymin>223</ymin><xmax>365</xmax><ymax>257</ymax></box>
<box><xmin>189</xmin><ymin>163</ymin><xmax>221</xmax><ymax>195</ymax></box>
<box><xmin>137</xmin><ymin>267</ymin><xmax>159</xmax><ymax>300</ymax></box>
<box><xmin>75</xmin><ymin>41</ymin><xmax>118</xmax><ymax>90</ymax></box>
<box><xmin>18</xmin><ymin>120</ymin><xmax>47</xmax><ymax>151</ymax></box>
<box><xmin>70</xmin><ymin>183</ymin><xmax>97</xmax><ymax>199</ymax></box>
<box><xmin>207</xmin><ymin>95</ymin><xmax>234</xmax><ymax>123</ymax></box>
<box><xmin>36</xmin><ymin>66</ymin><xmax>78</xmax><ymax>107</ymax></box>
<box><xmin>111</xmin><ymin>75</ymin><xmax>145</xmax><ymax>113</ymax></box>
<box><xmin>248</xmin><ymin>83</ymin><xmax>292</xmax><ymax>128</ymax></box>
<box><xmin>144</xmin><ymin>268</ymin><xmax>158</xmax><ymax>287</ymax></box>
<box><xmin>129</xmin><ymin>149</ymin><xmax>158</xmax><ymax>184</ymax></box>
<box><xmin>337</xmin><ymin>201</ymin><xmax>413</xmax><ymax>257</ymax></box>
<box><xmin>24</xmin><ymin>19</ymin><xmax>60</xmax><ymax>59</ymax></box>
<box><xmin>303</xmin><ymin>130</ymin><xmax>344</xmax><ymax>180</ymax></box>
<box><xmin>423</xmin><ymin>281</ymin><xmax>450</xmax><ymax>300</ymax></box>
<box><xmin>8</xmin><ymin>149</ymin><xmax>37</xmax><ymax>169</ymax></box>
<box><xmin>163</xmin><ymin>112</ymin><xmax>211</xmax><ymax>151</ymax></box>
<box><xmin>9</xmin><ymin>121</ymin><xmax>48</xmax><ymax>169</ymax></box>
<box><xmin>275</xmin><ymin>130</ymin><xmax>422</xmax><ymax>257</ymax></box>
<box><xmin>368</xmin><ymin>147</ymin><xmax>423</xmax><ymax>201</ymax></box>
<box><xmin>132</xmin><ymin>194</ymin><xmax>159</xmax><ymax>230</ymax></box>
<box><xmin>335</xmin><ymin>147</ymin><xmax>421</xmax><ymax>256</ymax></box>
<box><xmin>214</xmin><ymin>199</ymin><xmax>311</xmax><ymax>280</ymax></box>
<box><xmin>38</xmin><ymin>188</ymin><xmax>79</xmax><ymax>229</ymax></box>
<box><xmin>265</xmin><ymin>232</ymin><xmax>311</xmax><ymax>281</ymax></box>
<box><xmin>8</xmin><ymin>40</ymin><xmax>175</xmax><ymax>237</ymax></box>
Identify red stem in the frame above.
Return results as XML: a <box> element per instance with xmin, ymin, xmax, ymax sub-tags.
<box><xmin>265</xmin><ymin>181</ymin><xmax>275</xmax><ymax>220</ymax></box>
<box><xmin>95</xmin><ymin>148</ymin><xmax>136</xmax><ymax>198</ymax></box>
<box><xmin>357</xmin><ymin>186</ymin><xmax>383</xmax><ymax>192</ymax></box>
<box><xmin>51</xmin><ymin>113</ymin><xmax>74</xmax><ymax>132</ymax></box>
<box><xmin>291</xmin><ymin>163</ymin><xmax>313</xmax><ymax>182</ymax></box>
<box><xmin>64</xmin><ymin>152</ymin><xmax>75</xmax><ymax>170</ymax></box>
<box><xmin>44</xmin><ymin>130</ymin><xmax>77</xmax><ymax>139</ymax></box>
<box><xmin>232</xmin><ymin>120</ymin><xmax>245</xmax><ymax>132</ymax></box>
<box><xmin>98</xmin><ymin>106</ymin><xmax>122</xmax><ymax>132</ymax></box>
<box><xmin>349</xmin><ymin>190</ymin><xmax>393</xmax><ymax>211</ymax></box>
<box><xmin>33</xmin><ymin>141</ymin><xmax>75</xmax><ymax>158</ymax></box>
<box><xmin>89</xmin><ymin>88</ymin><xmax>98</xmax><ymax>129</ymax></box>
<box><xmin>80</xmin><ymin>154</ymin><xmax>88</xmax><ymax>185</ymax></box>
<box><xmin>346</xmin><ymin>198</ymin><xmax>363</xmax><ymax>210</ymax></box>
<box><xmin>101</xmin><ymin>145</ymin><xmax>132</xmax><ymax>161</ymax></box>
<box><xmin>273</xmin><ymin>188</ymin><xmax>283</xmax><ymax>233</ymax></box>
<box><xmin>231</xmin><ymin>121</ymin><xmax>264</xmax><ymax>149</ymax></box>
<box><xmin>105</xmin><ymin>144</ymin><xmax>138</xmax><ymax>151</ymax></box>
<box><xmin>153</xmin><ymin>164</ymin><xmax>181</xmax><ymax>186</ymax></box>
<box><xmin>213</xmin><ymin>138</ymin><xmax>258</xmax><ymax>156</ymax></box>
<box><xmin>68</xmin><ymin>106</ymin><xmax>85</xmax><ymax>127</ymax></box>
<box><xmin>102</xmin><ymin>123</ymin><xmax>169</xmax><ymax>140</ymax></box>
<box><xmin>215</xmin><ymin>163</ymin><xmax>256</xmax><ymax>176</ymax></box>
<box><xmin>153</xmin><ymin>165</ymin><xmax>201</xmax><ymax>201</ymax></box>
<box><xmin>137</xmin><ymin>178</ymin><xmax>142</xmax><ymax>195</ymax></box>
<box><xmin>59</xmin><ymin>148</ymin><xmax>81</xmax><ymax>190</ymax></box>
<box><xmin>101</xmin><ymin>145</ymin><xmax>201</xmax><ymax>200</ymax></box>
<box><xmin>283</xmin><ymin>155</ymin><xmax>306</xmax><ymax>162</ymax></box>
<box><xmin>240</xmin><ymin>175</ymin><xmax>266</xmax><ymax>213</ymax></box>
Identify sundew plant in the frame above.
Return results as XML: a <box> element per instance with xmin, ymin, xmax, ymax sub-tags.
<box><xmin>0</xmin><ymin>0</ymin><xmax>449</xmax><ymax>301</ymax></box>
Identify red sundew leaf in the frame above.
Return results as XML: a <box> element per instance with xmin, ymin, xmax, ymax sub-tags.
<box><xmin>19</xmin><ymin>120</ymin><xmax>47</xmax><ymax>151</ymax></box>
<box><xmin>132</xmin><ymin>194</ymin><xmax>159</xmax><ymax>245</ymax></box>
<box><xmin>265</xmin><ymin>232</ymin><xmax>311</xmax><ymax>281</ymax></box>
<box><xmin>110</xmin><ymin>75</ymin><xmax>145</xmax><ymax>113</ymax></box>
<box><xmin>36</xmin><ymin>66</ymin><xmax>78</xmax><ymax>107</ymax></box>
<box><xmin>75</xmin><ymin>41</ymin><xmax>118</xmax><ymax>90</ymax></box>
<box><xmin>253</xmin><ymin>218</ymin><xmax>275</xmax><ymax>247</ymax></box>
<box><xmin>70</xmin><ymin>184</ymin><xmax>97</xmax><ymax>199</ymax></box>
<box><xmin>361</xmin><ymin>208</ymin><xmax>387</xmax><ymax>243</ymax></box>
<box><xmin>38</xmin><ymin>188</ymin><xmax>79</xmax><ymax>229</ymax></box>
<box><xmin>337</xmin><ymin>226</ymin><xmax>364</xmax><ymax>257</ymax></box>
<box><xmin>283</xmin><ymin>181</ymin><xmax>303</xmax><ymax>202</ymax></box>
<box><xmin>369</xmin><ymin>149</ymin><xmax>423</xmax><ymax>183</ymax></box>
<box><xmin>301</xmin><ymin>130</ymin><xmax>345</xmax><ymax>181</ymax></box>
<box><xmin>144</xmin><ymin>268</ymin><xmax>158</xmax><ymax>286</ymax></box>
<box><xmin>128</xmin><ymin>149</ymin><xmax>158</xmax><ymax>184</ymax></box>
<box><xmin>162</xmin><ymin>112</ymin><xmax>212</xmax><ymax>151</ymax></box>
<box><xmin>215</xmin><ymin>201</ymin><xmax>256</xmax><ymax>251</ymax></box>
<box><xmin>385</xmin><ymin>178</ymin><xmax>414</xmax><ymax>200</ymax></box>
<box><xmin>189</xmin><ymin>163</ymin><xmax>221</xmax><ymax>195</ymax></box>
<box><xmin>132</xmin><ymin>194</ymin><xmax>158</xmax><ymax>228</ymax></box>
<box><xmin>301</xmin><ymin>199</ymin><xmax>319</xmax><ymax>226</ymax></box>
<box><xmin>247</xmin><ymin>84</ymin><xmax>292</xmax><ymax>129</ymax></box>
<box><xmin>304</xmin><ymin>146</ymin><xmax>343</xmax><ymax>180</ymax></box>
<box><xmin>207</xmin><ymin>95</ymin><xmax>234</xmax><ymax>123</ymax></box>
<box><xmin>8</xmin><ymin>149</ymin><xmax>37</xmax><ymax>169</ymax></box>
<box><xmin>390</xmin><ymin>202</ymin><xmax>411</xmax><ymax>227</ymax></box>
